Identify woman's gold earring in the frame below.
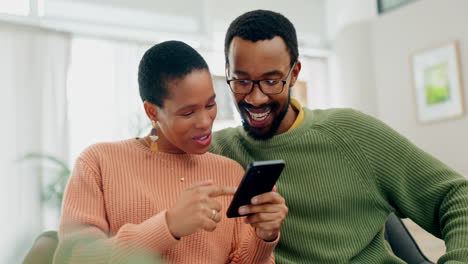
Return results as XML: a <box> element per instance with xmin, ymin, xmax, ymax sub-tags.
<box><xmin>150</xmin><ymin>120</ymin><xmax>159</xmax><ymax>152</ymax></box>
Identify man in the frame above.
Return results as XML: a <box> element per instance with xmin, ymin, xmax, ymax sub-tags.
<box><xmin>210</xmin><ymin>9</ymin><xmax>468</xmax><ymax>263</ymax></box>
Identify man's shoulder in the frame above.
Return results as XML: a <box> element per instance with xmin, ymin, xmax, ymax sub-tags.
<box><xmin>305</xmin><ymin>107</ymin><xmax>380</xmax><ymax>132</ymax></box>
<box><xmin>210</xmin><ymin>127</ymin><xmax>246</xmax><ymax>157</ymax></box>
<box><xmin>307</xmin><ymin>107</ymin><xmax>402</xmax><ymax>151</ymax></box>
<box><xmin>212</xmin><ymin>126</ymin><xmax>241</xmax><ymax>140</ymax></box>
<box><xmin>305</xmin><ymin>107</ymin><xmax>368</xmax><ymax>124</ymax></box>
<box><xmin>211</xmin><ymin>127</ymin><xmax>243</xmax><ymax>148</ymax></box>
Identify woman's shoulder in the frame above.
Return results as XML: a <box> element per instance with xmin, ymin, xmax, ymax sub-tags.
<box><xmin>78</xmin><ymin>139</ymin><xmax>136</xmax><ymax>163</ymax></box>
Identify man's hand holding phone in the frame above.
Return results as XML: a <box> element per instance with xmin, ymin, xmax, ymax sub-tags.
<box><xmin>238</xmin><ymin>186</ymin><xmax>288</xmax><ymax>241</ymax></box>
<box><xmin>226</xmin><ymin>160</ymin><xmax>288</xmax><ymax>241</ymax></box>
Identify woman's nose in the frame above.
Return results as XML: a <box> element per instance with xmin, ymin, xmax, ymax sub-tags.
<box><xmin>195</xmin><ymin>111</ymin><xmax>212</xmax><ymax>130</ymax></box>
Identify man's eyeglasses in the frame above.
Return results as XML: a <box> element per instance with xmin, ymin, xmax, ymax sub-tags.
<box><xmin>226</xmin><ymin>62</ymin><xmax>297</xmax><ymax>95</ymax></box>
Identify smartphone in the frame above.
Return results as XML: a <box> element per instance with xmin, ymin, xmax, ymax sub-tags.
<box><xmin>226</xmin><ymin>160</ymin><xmax>285</xmax><ymax>218</ymax></box>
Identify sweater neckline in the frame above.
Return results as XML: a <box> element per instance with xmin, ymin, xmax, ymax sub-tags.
<box><xmin>129</xmin><ymin>137</ymin><xmax>203</xmax><ymax>162</ymax></box>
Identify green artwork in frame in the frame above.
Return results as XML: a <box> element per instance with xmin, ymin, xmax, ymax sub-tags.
<box><xmin>424</xmin><ymin>63</ymin><xmax>451</xmax><ymax>105</ymax></box>
<box><xmin>411</xmin><ymin>41</ymin><xmax>464</xmax><ymax>123</ymax></box>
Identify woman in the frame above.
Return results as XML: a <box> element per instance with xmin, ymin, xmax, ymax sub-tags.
<box><xmin>53</xmin><ymin>41</ymin><xmax>288</xmax><ymax>264</ymax></box>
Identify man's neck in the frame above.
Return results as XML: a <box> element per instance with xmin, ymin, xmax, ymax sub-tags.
<box><xmin>275</xmin><ymin>104</ymin><xmax>298</xmax><ymax>136</ymax></box>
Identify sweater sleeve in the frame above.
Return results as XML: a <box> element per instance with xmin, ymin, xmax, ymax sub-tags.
<box><xmin>331</xmin><ymin>109</ymin><xmax>468</xmax><ymax>262</ymax></box>
<box><xmin>228</xmin><ymin>218</ymin><xmax>277</xmax><ymax>264</ymax></box>
<box><xmin>53</xmin><ymin>157</ymin><xmax>176</xmax><ymax>264</ymax></box>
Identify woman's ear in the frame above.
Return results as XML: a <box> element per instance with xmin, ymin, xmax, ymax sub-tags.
<box><xmin>143</xmin><ymin>101</ymin><xmax>158</xmax><ymax>122</ymax></box>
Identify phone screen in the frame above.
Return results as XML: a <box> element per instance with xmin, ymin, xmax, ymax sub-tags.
<box><xmin>226</xmin><ymin>160</ymin><xmax>285</xmax><ymax>218</ymax></box>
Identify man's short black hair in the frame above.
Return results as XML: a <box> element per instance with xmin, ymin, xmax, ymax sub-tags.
<box><xmin>138</xmin><ymin>40</ymin><xmax>209</xmax><ymax>107</ymax></box>
<box><xmin>224</xmin><ymin>9</ymin><xmax>298</xmax><ymax>67</ymax></box>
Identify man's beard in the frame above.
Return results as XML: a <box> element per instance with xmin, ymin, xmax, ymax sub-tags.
<box><xmin>239</xmin><ymin>93</ymin><xmax>291</xmax><ymax>140</ymax></box>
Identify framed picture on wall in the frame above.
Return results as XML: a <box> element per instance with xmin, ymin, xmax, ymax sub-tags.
<box><xmin>377</xmin><ymin>0</ymin><xmax>418</xmax><ymax>14</ymax></box>
<box><xmin>411</xmin><ymin>41</ymin><xmax>464</xmax><ymax>123</ymax></box>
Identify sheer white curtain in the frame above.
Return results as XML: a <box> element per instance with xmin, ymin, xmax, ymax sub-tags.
<box><xmin>0</xmin><ymin>22</ymin><xmax>70</xmax><ymax>262</ymax></box>
<box><xmin>67</xmin><ymin>37</ymin><xmax>151</xmax><ymax>163</ymax></box>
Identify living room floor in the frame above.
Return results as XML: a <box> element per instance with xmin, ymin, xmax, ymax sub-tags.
<box><xmin>403</xmin><ymin>219</ymin><xmax>445</xmax><ymax>261</ymax></box>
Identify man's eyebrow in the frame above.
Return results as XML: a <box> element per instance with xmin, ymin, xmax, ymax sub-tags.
<box><xmin>262</xmin><ymin>70</ymin><xmax>283</xmax><ymax>77</ymax></box>
<box><xmin>233</xmin><ymin>70</ymin><xmax>249</xmax><ymax>76</ymax></box>
<box><xmin>232</xmin><ymin>69</ymin><xmax>283</xmax><ymax>78</ymax></box>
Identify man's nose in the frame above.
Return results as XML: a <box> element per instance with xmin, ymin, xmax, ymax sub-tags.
<box><xmin>244</xmin><ymin>84</ymin><xmax>269</xmax><ymax>107</ymax></box>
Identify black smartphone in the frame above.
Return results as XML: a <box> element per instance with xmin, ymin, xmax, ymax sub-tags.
<box><xmin>226</xmin><ymin>160</ymin><xmax>285</xmax><ymax>218</ymax></box>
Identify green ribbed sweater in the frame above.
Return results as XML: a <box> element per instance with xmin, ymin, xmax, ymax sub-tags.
<box><xmin>210</xmin><ymin>108</ymin><xmax>468</xmax><ymax>263</ymax></box>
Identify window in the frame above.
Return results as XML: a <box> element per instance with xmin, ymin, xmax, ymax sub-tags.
<box><xmin>67</xmin><ymin>37</ymin><xmax>150</xmax><ymax>163</ymax></box>
<box><xmin>0</xmin><ymin>0</ymin><xmax>30</xmax><ymax>16</ymax></box>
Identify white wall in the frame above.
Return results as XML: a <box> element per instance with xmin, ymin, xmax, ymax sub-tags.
<box><xmin>324</xmin><ymin>0</ymin><xmax>378</xmax><ymax>115</ymax></box>
<box><xmin>325</xmin><ymin>0</ymin><xmax>377</xmax><ymax>43</ymax></box>
<box><xmin>371</xmin><ymin>0</ymin><xmax>468</xmax><ymax>176</ymax></box>
<box><xmin>331</xmin><ymin>20</ymin><xmax>377</xmax><ymax>116</ymax></box>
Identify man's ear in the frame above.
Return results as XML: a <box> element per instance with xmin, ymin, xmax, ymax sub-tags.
<box><xmin>289</xmin><ymin>61</ymin><xmax>302</xmax><ymax>87</ymax></box>
<box><xmin>225</xmin><ymin>64</ymin><xmax>230</xmax><ymax>79</ymax></box>
<box><xmin>143</xmin><ymin>100</ymin><xmax>158</xmax><ymax>122</ymax></box>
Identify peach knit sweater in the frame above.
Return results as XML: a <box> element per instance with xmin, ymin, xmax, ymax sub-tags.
<box><xmin>53</xmin><ymin>138</ymin><xmax>277</xmax><ymax>264</ymax></box>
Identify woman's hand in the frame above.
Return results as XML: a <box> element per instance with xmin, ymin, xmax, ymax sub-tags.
<box><xmin>238</xmin><ymin>187</ymin><xmax>288</xmax><ymax>241</ymax></box>
<box><xmin>166</xmin><ymin>181</ymin><xmax>236</xmax><ymax>239</ymax></box>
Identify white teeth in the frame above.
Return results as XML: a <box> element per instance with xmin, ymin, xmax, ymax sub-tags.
<box><xmin>198</xmin><ymin>136</ymin><xmax>208</xmax><ymax>140</ymax></box>
<box><xmin>246</xmin><ymin>109</ymin><xmax>271</xmax><ymax>121</ymax></box>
